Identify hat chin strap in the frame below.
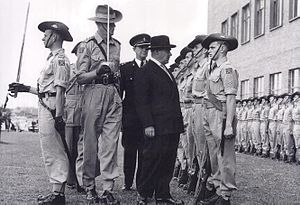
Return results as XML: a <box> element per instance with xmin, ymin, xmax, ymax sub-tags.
<box><xmin>209</xmin><ymin>43</ymin><xmax>223</xmax><ymax>74</ymax></box>
<box><xmin>45</xmin><ymin>31</ymin><xmax>53</xmax><ymax>48</ymax></box>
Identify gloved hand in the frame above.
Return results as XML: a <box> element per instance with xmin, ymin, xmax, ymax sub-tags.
<box><xmin>8</xmin><ymin>82</ymin><xmax>30</xmax><ymax>93</ymax></box>
<box><xmin>54</xmin><ymin>116</ymin><xmax>65</xmax><ymax>132</ymax></box>
<box><xmin>96</xmin><ymin>63</ymin><xmax>111</xmax><ymax>77</ymax></box>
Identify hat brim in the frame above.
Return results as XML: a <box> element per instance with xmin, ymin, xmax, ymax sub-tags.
<box><xmin>134</xmin><ymin>43</ymin><xmax>150</xmax><ymax>47</ymax></box>
<box><xmin>202</xmin><ymin>36</ymin><xmax>238</xmax><ymax>51</ymax></box>
<box><xmin>38</xmin><ymin>22</ymin><xmax>73</xmax><ymax>42</ymax></box>
<box><xmin>148</xmin><ymin>44</ymin><xmax>176</xmax><ymax>49</ymax></box>
<box><xmin>88</xmin><ymin>10</ymin><xmax>122</xmax><ymax>23</ymax></box>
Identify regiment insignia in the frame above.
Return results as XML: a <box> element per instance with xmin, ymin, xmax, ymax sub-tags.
<box><xmin>78</xmin><ymin>47</ymin><xmax>84</xmax><ymax>53</ymax></box>
<box><xmin>58</xmin><ymin>60</ymin><xmax>65</xmax><ymax>66</ymax></box>
<box><xmin>226</xmin><ymin>68</ymin><xmax>232</xmax><ymax>74</ymax></box>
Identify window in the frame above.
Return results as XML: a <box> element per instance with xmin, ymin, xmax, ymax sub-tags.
<box><xmin>270</xmin><ymin>0</ymin><xmax>283</xmax><ymax>29</ymax></box>
<box><xmin>289</xmin><ymin>68</ymin><xmax>300</xmax><ymax>93</ymax></box>
<box><xmin>231</xmin><ymin>13</ymin><xmax>239</xmax><ymax>38</ymax></box>
<box><xmin>289</xmin><ymin>0</ymin><xmax>300</xmax><ymax>20</ymax></box>
<box><xmin>254</xmin><ymin>76</ymin><xmax>264</xmax><ymax>97</ymax></box>
<box><xmin>221</xmin><ymin>20</ymin><xmax>228</xmax><ymax>35</ymax></box>
<box><xmin>254</xmin><ymin>0</ymin><xmax>265</xmax><ymax>36</ymax></box>
<box><xmin>241</xmin><ymin>80</ymin><xmax>250</xmax><ymax>99</ymax></box>
<box><xmin>242</xmin><ymin>4</ymin><xmax>251</xmax><ymax>43</ymax></box>
<box><xmin>270</xmin><ymin>73</ymin><xmax>282</xmax><ymax>95</ymax></box>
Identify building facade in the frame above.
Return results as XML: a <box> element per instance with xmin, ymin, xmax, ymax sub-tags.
<box><xmin>207</xmin><ymin>0</ymin><xmax>300</xmax><ymax>99</ymax></box>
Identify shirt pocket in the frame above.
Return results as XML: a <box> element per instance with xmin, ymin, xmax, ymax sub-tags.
<box><xmin>208</xmin><ymin>70</ymin><xmax>223</xmax><ymax>94</ymax></box>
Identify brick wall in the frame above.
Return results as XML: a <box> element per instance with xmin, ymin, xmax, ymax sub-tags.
<box><xmin>207</xmin><ymin>0</ymin><xmax>300</xmax><ymax>99</ymax></box>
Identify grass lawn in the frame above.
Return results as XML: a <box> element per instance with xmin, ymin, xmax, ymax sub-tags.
<box><xmin>0</xmin><ymin>131</ymin><xmax>299</xmax><ymax>205</ymax></box>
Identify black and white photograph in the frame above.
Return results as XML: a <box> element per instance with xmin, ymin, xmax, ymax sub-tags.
<box><xmin>0</xmin><ymin>0</ymin><xmax>299</xmax><ymax>204</ymax></box>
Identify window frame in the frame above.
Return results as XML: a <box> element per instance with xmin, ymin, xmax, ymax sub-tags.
<box><xmin>221</xmin><ymin>19</ymin><xmax>229</xmax><ymax>36</ymax></box>
<box><xmin>288</xmin><ymin>68</ymin><xmax>300</xmax><ymax>93</ymax></box>
<box><xmin>230</xmin><ymin>12</ymin><xmax>239</xmax><ymax>39</ymax></box>
<box><xmin>289</xmin><ymin>0</ymin><xmax>300</xmax><ymax>22</ymax></box>
<box><xmin>241</xmin><ymin>79</ymin><xmax>250</xmax><ymax>99</ymax></box>
<box><xmin>241</xmin><ymin>3</ymin><xmax>251</xmax><ymax>44</ymax></box>
<box><xmin>254</xmin><ymin>76</ymin><xmax>265</xmax><ymax>97</ymax></box>
<box><xmin>270</xmin><ymin>0</ymin><xmax>283</xmax><ymax>31</ymax></box>
<box><xmin>269</xmin><ymin>72</ymin><xmax>282</xmax><ymax>95</ymax></box>
<box><xmin>254</xmin><ymin>0</ymin><xmax>265</xmax><ymax>38</ymax></box>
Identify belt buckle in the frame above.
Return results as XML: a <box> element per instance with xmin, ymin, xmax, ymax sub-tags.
<box><xmin>102</xmin><ymin>74</ymin><xmax>109</xmax><ymax>85</ymax></box>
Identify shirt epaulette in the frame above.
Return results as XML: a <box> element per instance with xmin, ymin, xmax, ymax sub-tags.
<box><xmin>120</xmin><ymin>61</ymin><xmax>131</xmax><ymax>66</ymax></box>
<box><xmin>84</xmin><ymin>36</ymin><xmax>95</xmax><ymax>43</ymax></box>
<box><xmin>113</xmin><ymin>38</ymin><xmax>121</xmax><ymax>45</ymax></box>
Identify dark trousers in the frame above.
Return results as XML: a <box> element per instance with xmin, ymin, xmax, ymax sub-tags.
<box><xmin>122</xmin><ymin>128</ymin><xmax>144</xmax><ymax>188</ymax></box>
<box><xmin>138</xmin><ymin>133</ymin><xmax>180</xmax><ymax>199</ymax></box>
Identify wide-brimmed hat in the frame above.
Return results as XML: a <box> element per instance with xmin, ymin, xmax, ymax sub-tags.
<box><xmin>175</xmin><ymin>55</ymin><xmax>184</xmax><ymax>64</ymax></box>
<box><xmin>148</xmin><ymin>35</ymin><xmax>176</xmax><ymax>50</ymax></box>
<box><xmin>202</xmin><ymin>33</ymin><xmax>238</xmax><ymax>51</ymax></box>
<box><xmin>71</xmin><ymin>41</ymin><xmax>83</xmax><ymax>54</ymax></box>
<box><xmin>130</xmin><ymin>33</ymin><xmax>151</xmax><ymax>47</ymax></box>
<box><xmin>38</xmin><ymin>21</ymin><xmax>73</xmax><ymax>41</ymax></box>
<box><xmin>180</xmin><ymin>47</ymin><xmax>193</xmax><ymax>57</ymax></box>
<box><xmin>188</xmin><ymin>35</ymin><xmax>208</xmax><ymax>49</ymax></box>
<box><xmin>291</xmin><ymin>91</ymin><xmax>300</xmax><ymax>100</ymax></box>
<box><xmin>88</xmin><ymin>5</ymin><xmax>122</xmax><ymax>23</ymax></box>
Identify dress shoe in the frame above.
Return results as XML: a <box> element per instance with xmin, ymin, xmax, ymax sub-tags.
<box><xmin>122</xmin><ymin>185</ymin><xmax>133</xmax><ymax>191</ymax></box>
<box><xmin>101</xmin><ymin>190</ymin><xmax>120</xmax><ymax>205</ymax></box>
<box><xmin>214</xmin><ymin>196</ymin><xmax>231</xmax><ymax>205</ymax></box>
<box><xmin>66</xmin><ymin>183</ymin><xmax>76</xmax><ymax>189</ymax></box>
<box><xmin>200</xmin><ymin>193</ymin><xmax>219</xmax><ymax>205</ymax></box>
<box><xmin>37</xmin><ymin>192</ymin><xmax>65</xmax><ymax>205</ymax></box>
<box><xmin>77</xmin><ymin>185</ymin><xmax>86</xmax><ymax>194</ymax></box>
<box><xmin>156</xmin><ymin>198</ymin><xmax>184</xmax><ymax>205</ymax></box>
<box><xmin>86</xmin><ymin>189</ymin><xmax>100</xmax><ymax>204</ymax></box>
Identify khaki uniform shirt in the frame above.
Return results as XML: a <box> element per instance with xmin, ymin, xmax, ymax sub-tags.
<box><xmin>240</xmin><ymin>107</ymin><xmax>248</xmax><ymax>121</ymax></box>
<box><xmin>252</xmin><ymin>107</ymin><xmax>261</xmax><ymax>120</ymax></box>
<box><xmin>292</xmin><ymin>103</ymin><xmax>300</xmax><ymax>122</ymax></box>
<box><xmin>205</xmin><ymin>61</ymin><xmax>238</xmax><ymax>102</ymax></box>
<box><xmin>268</xmin><ymin>105</ymin><xmax>278</xmax><ymax>121</ymax></box>
<box><xmin>276</xmin><ymin>107</ymin><xmax>285</xmax><ymax>121</ymax></box>
<box><xmin>76</xmin><ymin>32</ymin><xmax>121</xmax><ymax>77</ymax></box>
<box><xmin>283</xmin><ymin>105</ymin><xmax>293</xmax><ymax>124</ymax></box>
<box><xmin>192</xmin><ymin>61</ymin><xmax>209</xmax><ymax>98</ymax></box>
<box><xmin>260</xmin><ymin>106</ymin><xmax>270</xmax><ymax>121</ymax></box>
<box><xmin>38</xmin><ymin>48</ymin><xmax>70</xmax><ymax>92</ymax></box>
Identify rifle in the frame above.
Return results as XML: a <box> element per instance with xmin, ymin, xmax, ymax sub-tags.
<box><xmin>190</xmin><ymin>146</ymin><xmax>211</xmax><ymax>205</ymax></box>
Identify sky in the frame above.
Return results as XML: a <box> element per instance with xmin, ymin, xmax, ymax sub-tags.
<box><xmin>0</xmin><ymin>0</ymin><xmax>208</xmax><ymax>108</ymax></box>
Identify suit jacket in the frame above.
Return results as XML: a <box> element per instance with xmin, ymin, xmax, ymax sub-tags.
<box><xmin>134</xmin><ymin>59</ymin><xmax>184</xmax><ymax>136</ymax></box>
<box><xmin>120</xmin><ymin>60</ymin><xmax>143</xmax><ymax>130</ymax></box>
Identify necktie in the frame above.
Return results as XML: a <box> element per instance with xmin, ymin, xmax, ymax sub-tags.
<box><xmin>140</xmin><ymin>61</ymin><xmax>144</xmax><ymax>67</ymax></box>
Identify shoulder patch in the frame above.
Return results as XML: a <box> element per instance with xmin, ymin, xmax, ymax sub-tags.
<box><xmin>78</xmin><ymin>47</ymin><xmax>85</xmax><ymax>53</ymax></box>
<box><xmin>58</xmin><ymin>60</ymin><xmax>65</xmax><ymax>66</ymax></box>
<box><xmin>226</xmin><ymin>68</ymin><xmax>233</xmax><ymax>74</ymax></box>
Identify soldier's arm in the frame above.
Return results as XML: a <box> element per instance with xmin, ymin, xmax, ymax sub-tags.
<box><xmin>28</xmin><ymin>87</ymin><xmax>38</xmax><ymax>95</ymax></box>
<box><xmin>76</xmin><ymin>42</ymin><xmax>98</xmax><ymax>84</ymax></box>
<box><xmin>53</xmin><ymin>56</ymin><xmax>70</xmax><ymax>117</ymax></box>
<box><xmin>221</xmin><ymin>67</ymin><xmax>238</xmax><ymax>136</ymax></box>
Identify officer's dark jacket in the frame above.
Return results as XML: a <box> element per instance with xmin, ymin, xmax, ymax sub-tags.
<box><xmin>120</xmin><ymin>60</ymin><xmax>143</xmax><ymax>130</ymax></box>
<box><xmin>134</xmin><ymin>60</ymin><xmax>184</xmax><ymax>136</ymax></box>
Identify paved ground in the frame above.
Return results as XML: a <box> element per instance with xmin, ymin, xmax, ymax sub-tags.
<box><xmin>0</xmin><ymin>131</ymin><xmax>300</xmax><ymax>205</ymax></box>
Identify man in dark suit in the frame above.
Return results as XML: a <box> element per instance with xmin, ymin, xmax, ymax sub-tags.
<box><xmin>134</xmin><ymin>35</ymin><xmax>184</xmax><ymax>205</ymax></box>
<box><xmin>120</xmin><ymin>33</ymin><xmax>151</xmax><ymax>191</ymax></box>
